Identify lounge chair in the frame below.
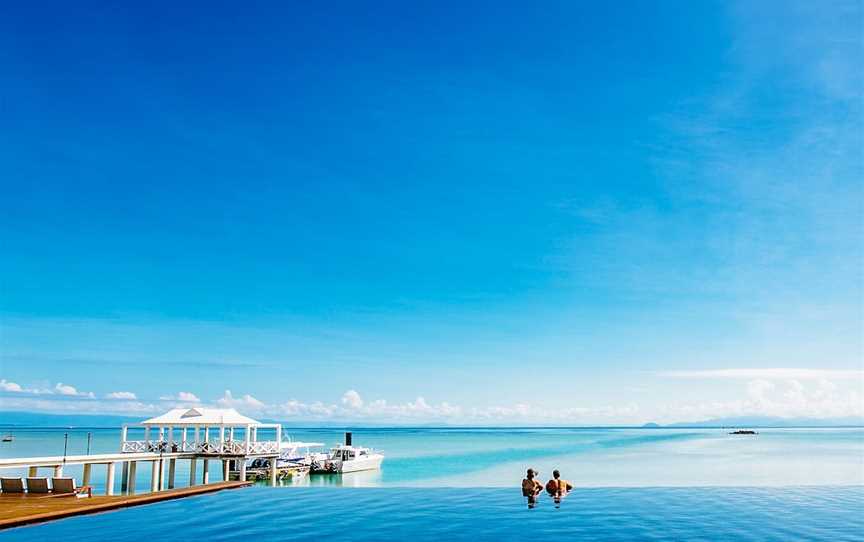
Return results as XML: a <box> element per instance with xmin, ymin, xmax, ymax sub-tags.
<box><xmin>0</xmin><ymin>477</ymin><xmax>25</xmax><ymax>494</ymax></box>
<box><xmin>50</xmin><ymin>477</ymin><xmax>92</xmax><ymax>498</ymax></box>
<box><xmin>26</xmin><ymin>477</ymin><xmax>50</xmax><ymax>494</ymax></box>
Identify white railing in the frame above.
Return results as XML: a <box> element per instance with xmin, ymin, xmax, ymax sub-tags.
<box><xmin>121</xmin><ymin>440</ymin><xmax>279</xmax><ymax>455</ymax></box>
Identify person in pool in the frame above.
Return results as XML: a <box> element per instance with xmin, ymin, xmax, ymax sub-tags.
<box><xmin>545</xmin><ymin>470</ymin><xmax>573</xmax><ymax>497</ymax></box>
<box><xmin>522</xmin><ymin>469</ymin><xmax>543</xmax><ymax>497</ymax></box>
<box><xmin>522</xmin><ymin>468</ymin><xmax>543</xmax><ymax>509</ymax></box>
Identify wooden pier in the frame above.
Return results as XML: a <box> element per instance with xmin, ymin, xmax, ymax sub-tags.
<box><xmin>0</xmin><ymin>480</ymin><xmax>252</xmax><ymax>530</ymax></box>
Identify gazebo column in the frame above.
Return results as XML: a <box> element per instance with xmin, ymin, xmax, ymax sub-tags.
<box><xmin>244</xmin><ymin>424</ymin><xmax>251</xmax><ymax>454</ymax></box>
<box><xmin>120</xmin><ymin>425</ymin><xmax>128</xmax><ymax>451</ymax></box>
<box><xmin>219</xmin><ymin>425</ymin><xmax>225</xmax><ymax>454</ymax></box>
<box><xmin>270</xmin><ymin>457</ymin><xmax>278</xmax><ymax>487</ymax></box>
<box><xmin>182</xmin><ymin>427</ymin><xmax>188</xmax><ymax>451</ymax></box>
<box><xmin>106</xmin><ymin>462</ymin><xmax>116</xmax><ymax>495</ymax></box>
<box><xmin>128</xmin><ymin>461</ymin><xmax>137</xmax><ymax>494</ymax></box>
<box><xmin>144</xmin><ymin>426</ymin><xmax>151</xmax><ymax>448</ymax></box>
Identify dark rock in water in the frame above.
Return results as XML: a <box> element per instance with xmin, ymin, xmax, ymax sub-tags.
<box><xmin>729</xmin><ymin>429</ymin><xmax>758</xmax><ymax>435</ymax></box>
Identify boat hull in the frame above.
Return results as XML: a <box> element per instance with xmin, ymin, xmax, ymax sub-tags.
<box><xmin>313</xmin><ymin>454</ymin><xmax>384</xmax><ymax>474</ymax></box>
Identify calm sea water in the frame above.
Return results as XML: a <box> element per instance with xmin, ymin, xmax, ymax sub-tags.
<box><xmin>2</xmin><ymin>427</ymin><xmax>862</xmax><ymax>539</ymax></box>
<box><xmin>2</xmin><ymin>427</ymin><xmax>862</xmax><ymax>490</ymax></box>
<box><xmin>3</xmin><ymin>486</ymin><xmax>863</xmax><ymax>541</ymax></box>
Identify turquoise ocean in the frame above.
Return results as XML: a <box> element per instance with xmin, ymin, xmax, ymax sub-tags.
<box><xmin>1</xmin><ymin>426</ymin><xmax>862</xmax><ymax>540</ymax></box>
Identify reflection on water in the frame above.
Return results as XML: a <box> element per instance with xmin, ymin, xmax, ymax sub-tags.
<box><xmin>277</xmin><ymin>469</ymin><xmax>383</xmax><ymax>488</ymax></box>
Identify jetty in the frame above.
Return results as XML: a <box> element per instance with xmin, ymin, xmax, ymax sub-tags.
<box><xmin>0</xmin><ymin>407</ymin><xmax>284</xmax><ymax>529</ymax></box>
<box><xmin>0</xmin><ymin>480</ymin><xmax>251</xmax><ymax>530</ymax></box>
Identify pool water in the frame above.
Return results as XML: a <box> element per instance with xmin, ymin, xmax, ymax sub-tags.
<box><xmin>4</xmin><ymin>486</ymin><xmax>863</xmax><ymax>541</ymax></box>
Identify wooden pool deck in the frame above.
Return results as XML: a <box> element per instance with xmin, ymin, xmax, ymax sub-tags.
<box><xmin>0</xmin><ymin>480</ymin><xmax>252</xmax><ymax>530</ymax></box>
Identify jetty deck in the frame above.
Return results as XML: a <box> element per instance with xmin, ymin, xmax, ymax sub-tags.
<box><xmin>0</xmin><ymin>480</ymin><xmax>252</xmax><ymax>530</ymax></box>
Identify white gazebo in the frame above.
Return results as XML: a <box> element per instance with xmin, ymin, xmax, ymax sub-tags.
<box><xmin>120</xmin><ymin>407</ymin><xmax>282</xmax><ymax>488</ymax></box>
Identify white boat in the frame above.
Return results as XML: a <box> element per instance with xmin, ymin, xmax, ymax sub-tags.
<box><xmin>232</xmin><ymin>438</ymin><xmax>326</xmax><ymax>481</ymax></box>
<box><xmin>312</xmin><ymin>433</ymin><xmax>384</xmax><ymax>474</ymax></box>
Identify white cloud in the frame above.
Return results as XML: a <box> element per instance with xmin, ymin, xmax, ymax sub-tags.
<box><xmin>159</xmin><ymin>391</ymin><xmax>201</xmax><ymax>402</ymax></box>
<box><xmin>216</xmin><ymin>390</ymin><xmax>265</xmax><ymax>410</ymax></box>
<box><xmin>0</xmin><ymin>379</ymin><xmax>23</xmax><ymax>392</ymax></box>
<box><xmin>105</xmin><ymin>391</ymin><xmax>137</xmax><ymax>400</ymax></box>
<box><xmin>341</xmin><ymin>390</ymin><xmax>363</xmax><ymax>409</ymax></box>
<box><xmin>273</xmin><ymin>390</ymin><xmax>637</xmax><ymax>424</ymax></box>
<box><xmin>658</xmin><ymin>378</ymin><xmax>864</xmax><ymax>422</ymax></box>
<box><xmin>53</xmin><ymin>382</ymin><xmax>95</xmax><ymax>398</ymax></box>
<box><xmin>0</xmin><ymin>395</ymin><xmax>160</xmax><ymax>415</ymax></box>
<box><xmin>661</xmin><ymin>368</ymin><xmax>864</xmax><ymax>381</ymax></box>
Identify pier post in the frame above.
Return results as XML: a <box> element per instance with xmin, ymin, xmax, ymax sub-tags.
<box><xmin>202</xmin><ymin>459</ymin><xmax>210</xmax><ymax>484</ymax></box>
<box><xmin>158</xmin><ymin>457</ymin><xmax>165</xmax><ymax>491</ymax></box>
<box><xmin>53</xmin><ymin>465</ymin><xmax>63</xmax><ymax>478</ymax></box>
<box><xmin>28</xmin><ymin>467</ymin><xmax>37</xmax><ymax>477</ymax></box>
<box><xmin>189</xmin><ymin>458</ymin><xmax>197</xmax><ymax>486</ymax></box>
<box><xmin>83</xmin><ymin>464</ymin><xmax>92</xmax><ymax>486</ymax></box>
<box><xmin>239</xmin><ymin>459</ymin><xmax>247</xmax><ymax>481</ymax></box>
<box><xmin>106</xmin><ymin>462</ymin><xmax>116</xmax><ymax>496</ymax></box>
<box><xmin>128</xmin><ymin>461</ymin><xmax>137</xmax><ymax>494</ymax></box>
<box><xmin>168</xmin><ymin>458</ymin><xmax>176</xmax><ymax>489</ymax></box>
<box><xmin>270</xmin><ymin>456</ymin><xmax>278</xmax><ymax>487</ymax></box>
<box><xmin>150</xmin><ymin>461</ymin><xmax>159</xmax><ymax>492</ymax></box>
<box><xmin>121</xmin><ymin>461</ymin><xmax>128</xmax><ymax>492</ymax></box>
<box><xmin>222</xmin><ymin>459</ymin><xmax>230</xmax><ymax>481</ymax></box>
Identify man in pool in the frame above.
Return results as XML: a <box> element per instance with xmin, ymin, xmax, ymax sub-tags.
<box><xmin>545</xmin><ymin>469</ymin><xmax>573</xmax><ymax>497</ymax></box>
<box><xmin>522</xmin><ymin>469</ymin><xmax>543</xmax><ymax>496</ymax></box>
<box><xmin>522</xmin><ymin>468</ymin><xmax>543</xmax><ymax>509</ymax></box>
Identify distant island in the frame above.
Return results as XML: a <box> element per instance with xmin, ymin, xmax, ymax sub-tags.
<box><xmin>641</xmin><ymin>416</ymin><xmax>864</xmax><ymax>428</ymax></box>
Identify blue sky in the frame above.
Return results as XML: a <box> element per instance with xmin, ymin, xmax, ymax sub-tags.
<box><xmin>1</xmin><ymin>1</ymin><xmax>862</xmax><ymax>424</ymax></box>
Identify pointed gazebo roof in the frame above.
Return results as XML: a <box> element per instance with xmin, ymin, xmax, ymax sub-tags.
<box><xmin>140</xmin><ymin>407</ymin><xmax>262</xmax><ymax>426</ymax></box>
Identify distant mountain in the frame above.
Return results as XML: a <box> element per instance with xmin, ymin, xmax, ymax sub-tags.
<box><xmin>641</xmin><ymin>422</ymin><xmax>661</xmax><ymax>428</ymax></box>
<box><xmin>664</xmin><ymin>416</ymin><xmax>864</xmax><ymax>428</ymax></box>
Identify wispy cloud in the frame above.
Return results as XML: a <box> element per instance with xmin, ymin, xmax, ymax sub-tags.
<box><xmin>105</xmin><ymin>391</ymin><xmax>137</xmax><ymax>400</ymax></box>
<box><xmin>661</xmin><ymin>368</ymin><xmax>864</xmax><ymax>380</ymax></box>
<box><xmin>159</xmin><ymin>391</ymin><xmax>201</xmax><ymax>403</ymax></box>
<box><xmin>658</xmin><ymin>377</ymin><xmax>863</xmax><ymax>422</ymax></box>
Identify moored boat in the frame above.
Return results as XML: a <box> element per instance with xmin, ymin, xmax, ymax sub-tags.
<box><xmin>311</xmin><ymin>432</ymin><xmax>384</xmax><ymax>474</ymax></box>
